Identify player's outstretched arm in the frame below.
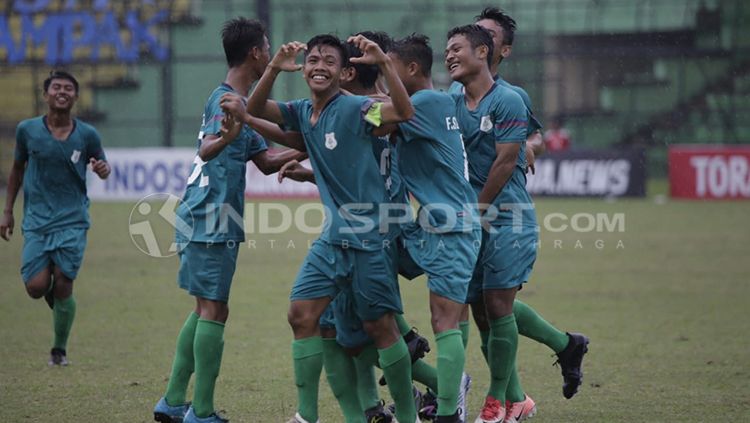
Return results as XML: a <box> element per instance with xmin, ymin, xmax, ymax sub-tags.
<box><xmin>1</xmin><ymin>160</ymin><xmax>25</xmax><ymax>241</ymax></box>
<box><xmin>247</xmin><ymin>42</ymin><xmax>307</xmax><ymax>124</ymax></box>
<box><xmin>278</xmin><ymin>160</ymin><xmax>316</xmax><ymax>184</ymax></box>
<box><xmin>347</xmin><ymin>35</ymin><xmax>414</xmax><ymax>124</ymax></box>
<box><xmin>198</xmin><ymin>114</ymin><xmax>242</xmax><ymax>161</ymax></box>
<box><xmin>220</xmin><ymin>94</ymin><xmax>308</xmax><ymax>152</ymax></box>
<box><xmin>478</xmin><ymin>143</ymin><xmax>518</xmax><ymax>212</ymax></box>
<box><xmin>252</xmin><ymin>148</ymin><xmax>308</xmax><ymax>176</ymax></box>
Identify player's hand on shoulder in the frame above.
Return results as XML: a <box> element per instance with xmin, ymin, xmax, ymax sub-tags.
<box><xmin>270</xmin><ymin>41</ymin><xmax>306</xmax><ymax>72</ymax></box>
<box><xmin>90</xmin><ymin>157</ymin><xmax>111</xmax><ymax>179</ymax></box>
<box><xmin>0</xmin><ymin>210</ymin><xmax>13</xmax><ymax>241</ymax></box>
<box><xmin>220</xmin><ymin>93</ymin><xmax>248</xmax><ymax>122</ymax></box>
<box><xmin>220</xmin><ymin>113</ymin><xmax>243</xmax><ymax>143</ymax></box>
<box><xmin>347</xmin><ymin>35</ymin><xmax>387</xmax><ymax>65</ymax></box>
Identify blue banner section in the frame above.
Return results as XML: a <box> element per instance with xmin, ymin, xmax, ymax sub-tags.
<box><xmin>1</xmin><ymin>0</ymin><xmax>169</xmax><ymax>64</ymax></box>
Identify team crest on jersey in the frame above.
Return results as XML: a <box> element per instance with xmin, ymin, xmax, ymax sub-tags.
<box><xmin>325</xmin><ymin>132</ymin><xmax>337</xmax><ymax>150</ymax></box>
<box><xmin>70</xmin><ymin>150</ymin><xmax>81</xmax><ymax>163</ymax></box>
<box><xmin>480</xmin><ymin>115</ymin><xmax>493</xmax><ymax>133</ymax></box>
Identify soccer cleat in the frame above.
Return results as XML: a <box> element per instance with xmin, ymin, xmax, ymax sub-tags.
<box><xmin>153</xmin><ymin>397</ymin><xmax>190</xmax><ymax>423</ymax></box>
<box><xmin>48</xmin><ymin>348</ymin><xmax>68</xmax><ymax>366</ymax></box>
<box><xmin>183</xmin><ymin>406</ymin><xmax>228</xmax><ymax>423</ymax></box>
<box><xmin>554</xmin><ymin>332</ymin><xmax>590</xmax><ymax>399</ymax></box>
<box><xmin>418</xmin><ymin>389</ymin><xmax>437</xmax><ymax>421</ymax></box>
<box><xmin>473</xmin><ymin>396</ymin><xmax>505</xmax><ymax>423</ymax></box>
<box><xmin>286</xmin><ymin>412</ymin><xmax>319</xmax><ymax>423</ymax></box>
<box><xmin>365</xmin><ymin>399</ymin><xmax>394</xmax><ymax>423</ymax></box>
<box><xmin>503</xmin><ymin>395</ymin><xmax>536</xmax><ymax>423</ymax></box>
<box><xmin>404</xmin><ymin>328</ymin><xmax>431</xmax><ymax>363</ymax></box>
<box><xmin>457</xmin><ymin>373</ymin><xmax>472</xmax><ymax>423</ymax></box>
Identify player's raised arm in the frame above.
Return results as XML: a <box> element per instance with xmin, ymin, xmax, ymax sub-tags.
<box><xmin>220</xmin><ymin>94</ymin><xmax>307</xmax><ymax>152</ymax></box>
<box><xmin>347</xmin><ymin>35</ymin><xmax>414</xmax><ymax>124</ymax></box>
<box><xmin>247</xmin><ymin>42</ymin><xmax>307</xmax><ymax>124</ymax></box>
<box><xmin>198</xmin><ymin>114</ymin><xmax>242</xmax><ymax>161</ymax></box>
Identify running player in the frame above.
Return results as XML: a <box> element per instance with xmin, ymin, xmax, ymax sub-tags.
<box><xmin>152</xmin><ymin>18</ymin><xmax>305</xmax><ymax>423</ymax></box>
<box><xmin>1</xmin><ymin>70</ymin><xmax>110</xmax><ymax>367</ymax></box>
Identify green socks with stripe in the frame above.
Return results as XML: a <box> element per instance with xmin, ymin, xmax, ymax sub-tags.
<box><xmin>292</xmin><ymin>336</ymin><xmax>324</xmax><ymax>423</ymax></box>
<box><xmin>165</xmin><ymin>312</ymin><xmax>199</xmax><ymax>406</ymax></box>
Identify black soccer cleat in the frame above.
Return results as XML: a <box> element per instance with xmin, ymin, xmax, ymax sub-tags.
<box><xmin>434</xmin><ymin>409</ymin><xmax>460</xmax><ymax>423</ymax></box>
<box><xmin>364</xmin><ymin>400</ymin><xmax>393</xmax><ymax>423</ymax></box>
<box><xmin>418</xmin><ymin>389</ymin><xmax>438</xmax><ymax>421</ymax></box>
<box><xmin>404</xmin><ymin>328</ymin><xmax>431</xmax><ymax>363</ymax></box>
<box><xmin>48</xmin><ymin>348</ymin><xmax>68</xmax><ymax>366</ymax></box>
<box><xmin>554</xmin><ymin>332</ymin><xmax>590</xmax><ymax>399</ymax></box>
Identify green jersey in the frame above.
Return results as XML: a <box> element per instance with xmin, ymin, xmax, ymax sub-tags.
<box><xmin>14</xmin><ymin>116</ymin><xmax>106</xmax><ymax>234</ymax></box>
<box><xmin>176</xmin><ymin>83</ymin><xmax>268</xmax><ymax>243</ymax></box>
<box><xmin>454</xmin><ymin>82</ymin><xmax>536</xmax><ymax>227</ymax></box>
<box><xmin>395</xmin><ymin>89</ymin><xmax>478</xmax><ymax>232</ymax></box>
<box><xmin>278</xmin><ymin>94</ymin><xmax>393</xmax><ymax>250</ymax></box>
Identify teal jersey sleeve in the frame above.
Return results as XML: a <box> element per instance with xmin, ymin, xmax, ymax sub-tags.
<box><xmin>278</xmin><ymin>99</ymin><xmax>305</xmax><ymax>133</ymax></box>
<box><xmin>447</xmin><ymin>81</ymin><xmax>464</xmax><ymax>95</ymax></box>
<box><xmin>497</xmin><ymin>78</ymin><xmax>543</xmax><ymax>134</ymax></box>
<box><xmin>397</xmin><ymin>93</ymin><xmax>433</xmax><ymax>142</ymax></box>
<box><xmin>14</xmin><ymin>122</ymin><xmax>28</xmax><ymax>162</ymax></box>
<box><xmin>493</xmin><ymin>90</ymin><xmax>528</xmax><ymax>143</ymax></box>
<box><xmin>84</xmin><ymin>126</ymin><xmax>106</xmax><ymax>162</ymax></box>
<box><xmin>245</xmin><ymin>132</ymin><xmax>268</xmax><ymax>161</ymax></box>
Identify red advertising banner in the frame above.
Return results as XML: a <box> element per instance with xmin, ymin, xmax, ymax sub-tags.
<box><xmin>669</xmin><ymin>145</ymin><xmax>750</xmax><ymax>199</ymax></box>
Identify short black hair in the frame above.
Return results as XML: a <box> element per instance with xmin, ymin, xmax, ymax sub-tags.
<box><xmin>43</xmin><ymin>70</ymin><xmax>79</xmax><ymax>94</ymax></box>
<box><xmin>344</xmin><ymin>41</ymin><xmax>379</xmax><ymax>89</ymax></box>
<box><xmin>475</xmin><ymin>7</ymin><xmax>517</xmax><ymax>45</ymax></box>
<box><xmin>446</xmin><ymin>24</ymin><xmax>494</xmax><ymax>69</ymax></box>
<box><xmin>391</xmin><ymin>33</ymin><xmax>432</xmax><ymax>77</ymax></box>
<box><xmin>305</xmin><ymin>34</ymin><xmax>348</xmax><ymax>65</ymax></box>
<box><xmin>221</xmin><ymin>17</ymin><xmax>266</xmax><ymax>67</ymax></box>
<box><xmin>357</xmin><ymin>30</ymin><xmax>393</xmax><ymax>53</ymax></box>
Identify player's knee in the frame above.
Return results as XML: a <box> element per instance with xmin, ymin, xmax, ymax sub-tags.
<box><xmin>320</xmin><ymin>327</ymin><xmax>336</xmax><ymax>339</ymax></box>
<box><xmin>25</xmin><ymin>283</ymin><xmax>46</xmax><ymax>299</ymax></box>
<box><xmin>287</xmin><ymin>306</ymin><xmax>317</xmax><ymax>334</ymax></box>
<box><xmin>362</xmin><ymin>315</ymin><xmax>399</xmax><ymax>344</ymax></box>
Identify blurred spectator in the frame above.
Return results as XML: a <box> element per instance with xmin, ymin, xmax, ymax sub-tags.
<box><xmin>543</xmin><ymin>117</ymin><xmax>571</xmax><ymax>152</ymax></box>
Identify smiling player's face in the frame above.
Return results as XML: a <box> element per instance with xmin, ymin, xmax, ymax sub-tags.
<box><xmin>303</xmin><ymin>45</ymin><xmax>343</xmax><ymax>94</ymax></box>
<box><xmin>445</xmin><ymin>35</ymin><xmax>484</xmax><ymax>82</ymax></box>
<box><xmin>44</xmin><ymin>79</ymin><xmax>78</xmax><ymax>112</ymax></box>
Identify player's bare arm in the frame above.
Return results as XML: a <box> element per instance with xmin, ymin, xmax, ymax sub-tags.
<box><xmin>246</xmin><ymin>41</ymin><xmax>307</xmax><ymax>124</ymax></box>
<box><xmin>347</xmin><ymin>35</ymin><xmax>414</xmax><ymax>123</ymax></box>
<box><xmin>198</xmin><ymin>113</ymin><xmax>242</xmax><ymax>161</ymax></box>
<box><xmin>252</xmin><ymin>148</ymin><xmax>309</xmax><ymax>176</ymax></box>
<box><xmin>0</xmin><ymin>159</ymin><xmax>25</xmax><ymax>241</ymax></box>
<box><xmin>277</xmin><ymin>159</ymin><xmax>316</xmax><ymax>184</ymax></box>
<box><xmin>220</xmin><ymin>93</ymin><xmax>307</xmax><ymax>152</ymax></box>
<box><xmin>478</xmin><ymin>142</ymin><xmax>520</xmax><ymax>212</ymax></box>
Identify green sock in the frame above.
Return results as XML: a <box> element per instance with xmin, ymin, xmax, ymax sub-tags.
<box><xmin>412</xmin><ymin>358</ymin><xmax>439</xmax><ymax>393</ymax></box>
<box><xmin>514</xmin><ymin>300</ymin><xmax>569</xmax><ymax>353</ymax></box>
<box><xmin>479</xmin><ymin>329</ymin><xmax>490</xmax><ymax>364</ymax></box>
<box><xmin>52</xmin><ymin>295</ymin><xmax>76</xmax><ymax>350</ymax></box>
<box><xmin>192</xmin><ymin>319</ymin><xmax>225</xmax><ymax>418</ymax></box>
<box><xmin>395</xmin><ymin>313</ymin><xmax>411</xmax><ymax>336</ymax></box>
<box><xmin>435</xmin><ymin>329</ymin><xmax>465</xmax><ymax>416</ymax></box>
<box><xmin>487</xmin><ymin>315</ymin><xmax>518</xmax><ymax>402</ymax></box>
<box><xmin>506</xmin><ymin>363</ymin><xmax>526</xmax><ymax>403</ymax></box>
<box><xmin>379</xmin><ymin>339</ymin><xmax>416</xmax><ymax>423</ymax></box>
<box><xmin>353</xmin><ymin>344</ymin><xmax>381</xmax><ymax>411</ymax></box>
<box><xmin>459</xmin><ymin>320</ymin><xmax>470</xmax><ymax>349</ymax></box>
<box><xmin>292</xmin><ymin>337</ymin><xmax>324</xmax><ymax>423</ymax></box>
<box><xmin>165</xmin><ymin>312</ymin><xmax>199</xmax><ymax>406</ymax></box>
<box><xmin>323</xmin><ymin>338</ymin><xmax>365</xmax><ymax>422</ymax></box>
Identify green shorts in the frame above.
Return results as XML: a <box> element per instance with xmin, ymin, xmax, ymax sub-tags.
<box><xmin>401</xmin><ymin>222</ymin><xmax>481</xmax><ymax>304</ymax></box>
<box><xmin>292</xmin><ymin>238</ymin><xmax>402</xmax><ymax>322</ymax></box>
<box><xmin>466</xmin><ymin>225</ymin><xmax>538</xmax><ymax>303</ymax></box>
<box><xmin>21</xmin><ymin>228</ymin><xmax>87</xmax><ymax>283</ymax></box>
<box><xmin>177</xmin><ymin>241</ymin><xmax>239</xmax><ymax>303</ymax></box>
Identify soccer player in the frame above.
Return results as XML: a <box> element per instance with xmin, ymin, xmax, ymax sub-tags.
<box><xmin>445</xmin><ymin>24</ymin><xmax>534</xmax><ymax>423</ymax></box>
<box><xmin>152</xmin><ymin>18</ymin><xmax>305</xmax><ymax>423</ymax></box>
<box><xmin>450</xmin><ymin>8</ymin><xmax>590</xmax><ymax>418</ymax></box>
<box><xmin>246</xmin><ymin>34</ymin><xmax>420</xmax><ymax>423</ymax></box>
<box><xmin>385</xmin><ymin>33</ymin><xmax>482</xmax><ymax>423</ymax></box>
<box><xmin>0</xmin><ymin>70</ymin><xmax>110</xmax><ymax>366</ymax></box>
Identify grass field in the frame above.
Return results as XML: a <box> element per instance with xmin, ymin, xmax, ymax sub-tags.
<box><xmin>1</xmin><ymin>182</ymin><xmax>749</xmax><ymax>422</ymax></box>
